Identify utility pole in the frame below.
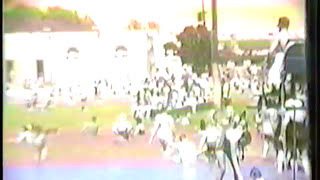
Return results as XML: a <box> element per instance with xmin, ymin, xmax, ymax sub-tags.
<box><xmin>210</xmin><ymin>0</ymin><xmax>222</xmax><ymax>108</ymax></box>
<box><xmin>211</xmin><ymin>0</ymin><xmax>217</xmax><ymax>37</ymax></box>
<box><xmin>202</xmin><ymin>0</ymin><xmax>206</xmax><ymax>26</ymax></box>
<box><xmin>211</xmin><ymin>0</ymin><xmax>218</xmax><ymax>64</ymax></box>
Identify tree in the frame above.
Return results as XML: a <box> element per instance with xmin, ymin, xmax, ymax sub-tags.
<box><xmin>4</xmin><ymin>6</ymin><xmax>94</xmax><ymax>33</ymax></box>
<box><xmin>163</xmin><ymin>42</ymin><xmax>178</xmax><ymax>56</ymax></box>
<box><xmin>176</xmin><ymin>25</ymin><xmax>211</xmax><ymax>75</ymax></box>
<box><xmin>197</xmin><ymin>11</ymin><xmax>207</xmax><ymax>25</ymax></box>
<box><xmin>148</xmin><ymin>21</ymin><xmax>160</xmax><ymax>31</ymax></box>
<box><xmin>128</xmin><ymin>19</ymin><xmax>142</xmax><ymax>30</ymax></box>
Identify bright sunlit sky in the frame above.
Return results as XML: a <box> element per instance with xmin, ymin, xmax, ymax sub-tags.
<box><xmin>15</xmin><ymin>0</ymin><xmax>305</xmax><ymax>35</ymax></box>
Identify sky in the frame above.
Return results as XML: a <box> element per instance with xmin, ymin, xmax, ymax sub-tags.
<box><xmin>7</xmin><ymin>0</ymin><xmax>306</xmax><ymax>36</ymax></box>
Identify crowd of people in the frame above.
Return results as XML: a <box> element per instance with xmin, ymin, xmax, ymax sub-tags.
<box><xmin>4</xmin><ymin>58</ymin><xmax>217</xmax><ymax>119</ymax></box>
<box><xmin>219</xmin><ymin>59</ymin><xmax>266</xmax><ymax>101</ymax></box>
<box><xmin>6</xmin><ymin>16</ymin><xmax>310</xmax><ymax>180</ymax></box>
<box><xmin>132</xmin><ymin>64</ymin><xmax>214</xmax><ymax>121</ymax></box>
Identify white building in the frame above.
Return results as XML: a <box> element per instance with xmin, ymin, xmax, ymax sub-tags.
<box><xmin>3</xmin><ymin>30</ymin><xmax>161</xmax><ymax>88</ymax></box>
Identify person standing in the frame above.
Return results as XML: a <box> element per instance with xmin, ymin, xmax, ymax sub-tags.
<box><xmin>149</xmin><ymin>113</ymin><xmax>175</xmax><ymax>156</ymax></box>
<box><xmin>267</xmin><ymin>17</ymin><xmax>292</xmax><ymax>88</ymax></box>
<box><xmin>170</xmin><ymin>134</ymin><xmax>198</xmax><ymax>180</ymax></box>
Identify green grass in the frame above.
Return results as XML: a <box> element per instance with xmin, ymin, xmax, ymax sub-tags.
<box><xmin>3</xmin><ymin>94</ymin><xmax>258</xmax><ymax>135</ymax></box>
<box><xmin>218</xmin><ymin>40</ymin><xmax>270</xmax><ymax>65</ymax></box>
<box><xmin>220</xmin><ymin>40</ymin><xmax>271</xmax><ymax>50</ymax></box>
<box><xmin>3</xmin><ymin>104</ymin><xmax>131</xmax><ymax>134</ymax></box>
<box><xmin>238</xmin><ymin>40</ymin><xmax>271</xmax><ymax>49</ymax></box>
<box><xmin>3</xmin><ymin>98</ymin><xmax>259</xmax><ymax>162</ymax></box>
<box><xmin>189</xmin><ymin>106</ymin><xmax>256</xmax><ymax>129</ymax></box>
<box><xmin>167</xmin><ymin>99</ymin><xmax>257</xmax><ymax>131</ymax></box>
<box><xmin>219</xmin><ymin>56</ymin><xmax>266</xmax><ymax>65</ymax></box>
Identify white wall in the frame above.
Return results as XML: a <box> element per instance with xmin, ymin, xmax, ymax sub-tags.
<box><xmin>101</xmin><ymin>31</ymin><xmax>149</xmax><ymax>86</ymax></box>
<box><xmin>3</xmin><ymin>31</ymin><xmax>150</xmax><ymax>87</ymax></box>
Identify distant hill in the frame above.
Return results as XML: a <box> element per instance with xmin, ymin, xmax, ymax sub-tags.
<box><xmin>3</xmin><ymin>6</ymin><xmax>96</xmax><ymax>33</ymax></box>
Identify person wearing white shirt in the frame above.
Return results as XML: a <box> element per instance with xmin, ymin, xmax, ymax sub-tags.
<box><xmin>280</xmin><ymin>98</ymin><xmax>308</xmax><ymax>173</ymax></box>
<box><xmin>250</xmin><ymin>79</ymin><xmax>261</xmax><ymax>98</ymax></box>
<box><xmin>170</xmin><ymin>134</ymin><xmax>198</xmax><ymax>179</ymax></box>
<box><xmin>16</xmin><ymin>124</ymin><xmax>35</xmax><ymax>145</ymax></box>
<box><xmin>225</xmin><ymin>123</ymin><xmax>245</xmax><ymax>180</ymax></box>
<box><xmin>14</xmin><ymin>124</ymin><xmax>56</xmax><ymax>163</ymax></box>
<box><xmin>149</xmin><ymin>113</ymin><xmax>175</xmax><ymax>154</ymax></box>
<box><xmin>112</xmin><ymin>113</ymin><xmax>134</xmax><ymax>141</ymax></box>
<box><xmin>260</xmin><ymin>108</ymin><xmax>279</xmax><ymax>159</ymax></box>
<box><xmin>198</xmin><ymin>122</ymin><xmax>228</xmax><ymax>180</ymax></box>
<box><xmin>268</xmin><ymin>17</ymin><xmax>293</xmax><ymax>88</ymax></box>
<box><xmin>170</xmin><ymin>134</ymin><xmax>197</xmax><ymax>165</ymax></box>
<box><xmin>33</xmin><ymin>131</ymin><xmax>48</xmax><ymax>162</ymax></box>
<box><xmin>280</xmin><ymin>99</ymin><xmax>306</xmax><ymax>146</ymax></box>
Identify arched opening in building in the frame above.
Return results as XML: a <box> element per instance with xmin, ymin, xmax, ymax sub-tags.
<box><xmin>4</xmin><ymin>60</ymin><xmax>14</xmax><ymax>83</ymax></box>
<box><xmin>66</xmin><ymin>47</ymin><xmax>80</xmax><ymax>60</ymax></box>
<box><xmin>115</xmin><ymin>45</ymin><xmax>128</xmax><ymax>58</ymax></box>
<box><xmin>36</xmin><ymin>59</ymin><xmax>45</xmax><ymax>81</ymax></box>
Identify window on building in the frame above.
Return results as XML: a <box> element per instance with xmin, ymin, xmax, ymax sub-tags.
<box><xmin>37</xmin><ymin>60</ymin><xmax>45</xmax><ymax>80</ymax></box>
<box><xmin>115</xmin><ymin>45</ymin><xmax>128</xmax><ymax>58</ymax></box>
<box><xmin>4</xmin><ymin>60</ymin><xmax>14</xmax><ymax>83</ymax></box>
<box><xmin>66</xmin><ymin>47</ymin><xmax>80</xmax><ymax>60</ymax></box>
